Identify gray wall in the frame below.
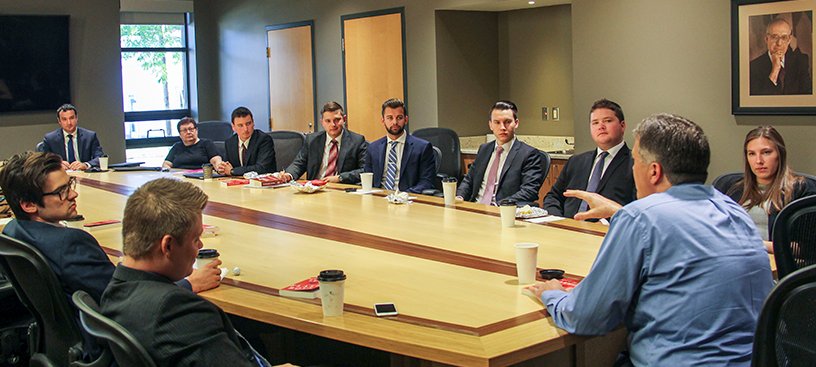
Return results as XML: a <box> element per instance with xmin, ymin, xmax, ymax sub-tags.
<box><xmin>571</xmin><ymin>0</ymin><xmax>816</xmax><ymax>178</ymax></box>
<box><xmin>0</xmin><ymin>0</ymin><xmax>125</xmax><ymax>162</ymax></box>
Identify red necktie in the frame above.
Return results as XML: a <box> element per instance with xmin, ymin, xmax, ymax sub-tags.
<box><xmin>324</xmin><ymin>139</ymin><xmax>338</xmax><ymax>177</ymax></box>
<box><xmin>480</xmin><ymin>145</ymin><xmax>504</xmax><ymax>205</ymax></box>
<box><xmin>240</xmin><ymin>143</ymin><xmax>248</xmax><ymax>167</ymax></box>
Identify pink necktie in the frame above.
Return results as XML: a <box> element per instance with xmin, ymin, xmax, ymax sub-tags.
<box><xmin>323</xmin><ymin>139</ymin><xmax>338</xmax><ymax>177</ymax></box>
<box><xmin>480</xmin><ymin>145</ymin><xmax>504</xmax><ymax>205</ymax></box>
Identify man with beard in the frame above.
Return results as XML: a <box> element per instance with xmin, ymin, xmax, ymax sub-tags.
<box><xmin>364</xmin><ymin>98</ymin><xmax>435</xmax><ymax>193</ymax></box>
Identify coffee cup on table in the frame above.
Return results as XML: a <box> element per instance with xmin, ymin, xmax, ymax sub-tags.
<box><xmin>99</xmin><ymin>155</ymin><xmax>109</xmax><ymax>171</ymax></box>
<box><xmin>195</xmin><ymin>248</ymin><xmax>219</xmax><ymax>269</ymax></box>
<box><xmin>317</xmin><ymin>269</ymin><xmax>347</xmax><ymax>317</ymax></box>
<box><xmin>202</xmin><ymin>163</ymin><xmax>214</xmax><ymax>180</ymax></box>
<box><xmin>499</xmin><ymin>198</ymin><xmax>517</xmax><ymax>228</ymax></box>
<box><xmin>442</xmin><ymin>177</ymin><xmax>457</xmax><ymax>206</ymax></box>
<box><xmin>360</xmin><ymin>172</ymin><xmax>373</xmax><ymax>192</ymax></box>
<box><xmin>514</xmin><ymin>243</ymin><xmax>539</xmax><ymax>284</ymax></box>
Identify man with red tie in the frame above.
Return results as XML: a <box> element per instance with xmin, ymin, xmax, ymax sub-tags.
<box><xmin>457</xmin><ymin>100</ymin><xmax>544</xmax><ymax>207</ymax></box>
<box><xmin>276</xmin><ymin>101</ymin><xmax>367</xmax><ymax>184</ymax></box>
<box><xmin>40</xmin><ymin>104</ymin><xmax>106</xmax><ymax>171</ymax></box>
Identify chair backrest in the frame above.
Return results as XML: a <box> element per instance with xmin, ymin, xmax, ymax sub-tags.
<box><xmin>197</xmin><ymin>121</ymin><xmax>233</xmax><ymax>142</ymax></box>
<box><xmin>36</xmin><ymin>141</ymin><xmax>46</xmax><ymax>152</ymax></box>
<box><xmin>537</xmin><ymin>150</ymin><xmax>552</xmax><ymax>208</ymax></box>
<box><xmin>711</xmin><ymin>172</ymin><xmax>742</xmax><ymax>194</ymax></box>
<box><xmin>213</xmin><ymin>140</ymin><xmax>227</xmax><ymax>159</ymax></box>
<box><xmin>772</xmin><ymin>194</ymin><xmax>816</xmax><ymax>280</ymax></box>
<box><xmin>412</xmin><ymin>128</ymin><xmax>462</xmax><ymax>181</ymax></box>
<box><xmin>752</xmin><ymin>264</ymin><xmax>816</xmax><ymax>367</ymax></box>
<box><xmin>268</xmin><ymin>131</ymin><xmax>306</xmax><ymax>171</ymax></box>
<box><xmin>0</xmin><ymin>234</ymin><xmax>83</xmax><ymax>365</ymax></box>
<box><xmin>431</xmin><ymin>146</ymin><xmax>442</xmax><ymax>174</ymax></box>
<box><xmin>73</xmin><ymin>291</ymin><xmax>157</xmax><ymax>367</ymax></box>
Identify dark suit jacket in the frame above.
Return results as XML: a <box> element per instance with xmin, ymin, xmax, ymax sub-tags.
<box><xmin>750</xmin><ymin>48</ymin><xmax>812</xmax><ymax>95</ymax></box>
<box><xmin>543</xmin><ymin>144</ymin><xmax>636</xmax><ymax>218</ymax></box>
<box><xmin>101</xmin><ymin>265</ymin><xmax>258</xmax><ymax>367</ymax></box>
<box><xmin>457</xmin><ymin>140</ymin><xmax>544</xmax><ymax>206</ymax></box>
<box><xmin>41</xmin><ymin>127</ymin><xmax>105</xmax><ymax>167</ymax></box>
<box><xmin>284</xmin><ymin>129</ymin><xmax>368</xmax><ymax>184</ymax></box>
<box><xmin>364</xmin><ymin>134</ymin><xmax>435</xmax><ymax>193</ymax></box>
<box><xmin>224</xmin><ymin>129</ymin><xmax>276</xmax><ymax>175</ymax></box>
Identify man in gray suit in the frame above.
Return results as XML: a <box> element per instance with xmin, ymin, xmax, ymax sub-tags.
<box><xmin>277</xmin><ymin>101</ymin><xmax>367</xmax><ymax>184</ymax></box>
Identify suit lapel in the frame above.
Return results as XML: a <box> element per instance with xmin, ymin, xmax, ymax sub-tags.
<box><xmin>336</xmin><ymin>131</ymin><xmax>350</xmax><ymax>171</ymax></box>
<box><xmin>399</xmin><ymin>135</ymin><xmax>413</xmax><ymax>175</ymax></box>
<box><xmin>498</xmin><ymin>142</ymin><xmax>520</xmax><ymax>188</ymax></box>
<box><xmin>597</xmin><ymin>144</ymin><xmax>629</xmax><ymax>191</ymax></box>
<box><xmin>469</xmin><ymin>144</ymin><xmax>493</xmax><ymax>199</ymax></box>
<box><xmin>244</xmin><ymin>130</ymin><xmax>259</xmax><ymax>163</ymax></box>
<box><xmin>308</xmin><ymin>133</ymin><xmax>327</xmax><ymax>178</ymax></box>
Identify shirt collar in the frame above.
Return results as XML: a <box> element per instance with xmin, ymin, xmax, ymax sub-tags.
<box><xmin>388</xmin><ymin>132</ymin><xmax>407</xmax><ymax>145</ymax></box>
<box><xmin>62</xmin><ymin>129</ymin><xmax>78</xmax><ymax>139</ymax></box>
<box><xmin>239</xmin><ymin>134</ymin><xmax>252</xmax><ymax>147</ymax></box>
<box><xmin>494</xmin><ymin>137</ymin><xmax>516</xmax><ymax>153</ymax></box>
<box><xmin>597</xmin><ymin>140</ymin><xmax>625</xmax><ymax>158</ymax></box>
<box><xmin>326</xmin><ymin>130</ymin><xmax>344</xmax><ymax>147</ymax></box>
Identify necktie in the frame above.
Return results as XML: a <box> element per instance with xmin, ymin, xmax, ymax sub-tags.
<box><xmin>579</xmin><ymin>151</ymin><xmax>609</xmax><ymax>213</ymax></box>
<box><xmin>778</xmin><ymin>66</ymin><xmax>786</xmax><ymax>91</ymax></box>
<box><xmin>240</xmin><ymin>143</ymin><xmax>248</xmax><ymax>167</ymax></box>
<box><xmin>66</xmin><ymin>134</ymin><xmax>76</xmax><ymax>163</ymax></box>
<box><xmin>324</xmin><ymin>139</ymin><xmax>339</xmax><ymax>178</ymax></box>
<box><xmin>385</xmin><ymin>141</ymin><xmax>398</xmax><ymax>190</ymax></box>
<box><xmin>479</xmin><ymin>145</ymin><xmax>504</xmax><ymax>205</ymax></box>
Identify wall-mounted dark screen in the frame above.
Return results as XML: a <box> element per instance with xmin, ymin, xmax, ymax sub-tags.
<box><xmin>0</xmin><ymin>15</ymin><xmax>70</xmax><ymax>113</ymax></box>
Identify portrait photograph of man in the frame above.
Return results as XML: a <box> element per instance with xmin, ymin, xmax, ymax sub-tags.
<box><xmin>748</xmin><ymin>11</ymin><xmax>813</xmax><ymax>95</ymax></box>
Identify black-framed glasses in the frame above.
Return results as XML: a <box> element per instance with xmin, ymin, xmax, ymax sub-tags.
<box><xmin>42</xmin><ymin>176</ymin><xmax>77</xmax><ymax>201</ymax></box>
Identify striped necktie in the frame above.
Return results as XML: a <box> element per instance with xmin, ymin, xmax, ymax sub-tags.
<box><xmin>384</xmin><ymin>141</ymin><xmax>398</xmax><ymax>190</ymax></box>
<box><xmin>324</xmin><ymin>139</ymin><xmax>338</xmax><ymax>177</ymax></box>
<box><xmin>578</xmin><ymin>151</ymin><xmax>609</xmax><ymax>213</ymax></box>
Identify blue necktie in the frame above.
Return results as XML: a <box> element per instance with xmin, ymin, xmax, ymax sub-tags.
<box><xmin>66</xmin><ymin>134</ymin><xmax>76</xmax><ymax>163</ymax></box>
<box><xmin>385</xmin><ymin>141</ymin><xmax>398</xmax><ymax>190</ymax></box>
<box><xmin>579</xmin><ymin>151</ymin><xmax>609</xmax><ymax>213</ymax></box>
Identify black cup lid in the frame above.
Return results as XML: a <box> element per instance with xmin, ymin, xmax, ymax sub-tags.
<box><xmin>197</xmin><ymin>249</ymin><xmax>219</xmax><ymax>259</ymax></box>
<box><xmin>317</xmin><ymin>269</ymin><xmax>346</xmax><ymax>282</ymax></box>
<box><xmin>498</xmin><ymin>198</ymin><xmax>517</xmax><ymax>206</ymax></box>
<box><xmin>202</xmin><ymin>163</ymin><xmax>213</xmax><ymax>167</ymax></box>
<box><xmin>442</xmin><ymin>176</ymin><xmax>457</xmax><ymax>183</ymax></box>
<box><xmin>539</xmin><ymin>269</ymin><xmax>565</xmax><ymax>280</ymax></box>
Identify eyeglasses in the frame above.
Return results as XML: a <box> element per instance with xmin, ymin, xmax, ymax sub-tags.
<box><xmin>179</xmin><ymin>127</ymin><xmax>197</xmax><ymax>134</ymax></box>
<box><xmin>767</xmin><ymin>34</ymin><xmax>791</xmax><ymax>43</ymax></box>
<box><xmin>42</xmin><ymin>177</ymin><xmax>77</xmax><ymax>201</ymax></box>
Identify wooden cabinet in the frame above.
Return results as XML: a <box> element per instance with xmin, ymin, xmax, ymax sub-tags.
<box><xmin>460</xmin><ymin>153</ymin><xmax>567</xmax><ymax>207</ymax></box>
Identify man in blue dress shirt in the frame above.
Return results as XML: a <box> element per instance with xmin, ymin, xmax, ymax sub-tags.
<box><xmin>526</xmin><ymin>113</ymin><xmax>774</xmax><ymax>366</ymax></box>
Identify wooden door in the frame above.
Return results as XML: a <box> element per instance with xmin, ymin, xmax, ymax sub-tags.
<box><xmin>266</xmin><ymin>21</ymin><xmax>316</xmax><ymax>133</ymax></box>
<box><xmin>342</xmin><ymin>9</ymin><xmax>406</xmax><ymax>141</ymax></box>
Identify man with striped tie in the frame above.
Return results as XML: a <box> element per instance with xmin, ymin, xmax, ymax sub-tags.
<box><xmin>364</xmin><ymin>98</ymin><xmax>435</xmax><ymax>193</ymax></box>
<box><xmin>277</xmin><ymin>101</ymin><xmax>367</xmax><ymax>184</ymax></box>
<box><xmin>456</xmin><ymin>100</ymin><xmax>544</xmax><ymax>207</ymax></box>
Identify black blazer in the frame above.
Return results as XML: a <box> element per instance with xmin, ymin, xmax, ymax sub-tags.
<box><xmin>543</xmin><ymin>144</ymin><xmax>636</xmax><ymax>218</ymax></box>
<box><xmin>284</xmin><ymin>129</ymin><xmax>368</xmax><ymax>184</ymax></box>
<box><xmin>364</xmin><ymin>134</ymin><xmax>436</xmax><ymax>193</ymax></box>
<box><xmin>457</xmin><ymin>140</ymin><xmax>544</xmax><ymax>206</ymax></box>
<box><xmin>749</xmin><ymin>47</ymin><xmax>812</xmax><ymax>95</ymax></box>
<box><xmin>101</xmin><ymin>265</ymin><xmax>258</xmax><ymax>367</ymax></box>
<box><xmin>224</xmin><ymin>129</ymin><xmax>276</xmax><ymax>175</ymax></box>
<box><xmin>41</xmin><ymin>127</ymin><xmax>105</xmax><ymax>167</ymax></box>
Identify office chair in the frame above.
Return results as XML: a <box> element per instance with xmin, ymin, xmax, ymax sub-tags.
<box><xmin>268</xmin><ymin>131</ymin><xmax>306</xmax><ymax>173</ymax></box>
<box><xmin>752</xmin><ymin>264</ymin><xmax>816</xmax><ymax>367</ymax></box>
<box><xmin>412</xmin><ymin>128</ymin><xmax>462</xmax><ymax>186</ymax></box>
<box><xmin>421</xmin><ymin>146</ymin><xmax>444</xmax><ymax>197</ymax></box>
<box><xmin>772</xmin><ymin>194</ymin><xmax>816</xmax><ymax>280</ymax></box>
<box><xmin>35</xmin><ymin>142</ymin><xmax>46</xmax><ymax>153</ymax></box>
<box><xmin>213</xmin><ymin>141</ymin><xmax>227</xmax><ymax>160</ymax></box>
<box><xmin>197</xmin><ymin>121</ymin><xmax>234</xmax><ymax>142</ymax></box>
<box><xmin>0</xmin><ymin>234</ymin><xmax>109</xmax><ymax>367</ymax></box>
<box><xmin>537</xmin><ymin>150</ymin><xmax>551</xmax><ymax>207</ymax></box>
<box><xmin>711</xmin><ymin>172</ymin><xmax>742</xmax><ymax>194</ymax></box>
<box><xmin>73</xmin><ymin>291</ymin><xmax>156</xmax><ymax>367</ymax></box>
<box><xmin>0</xmin><ymin>275</ymin><xmax>34</xmax><ymax>367</ymax></box>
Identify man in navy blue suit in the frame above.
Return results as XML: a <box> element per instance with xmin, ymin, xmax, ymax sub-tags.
<box><xmin>364</xmin><ymin>98</ymin><xmax>435</xmax><ymax>193</ymax></box>
<box><xmin>40</xmin><ymin>104</ymin><xmax>105</xmax><ymax>170</ymax></box>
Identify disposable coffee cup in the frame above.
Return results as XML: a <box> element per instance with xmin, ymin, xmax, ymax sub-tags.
<box><xmin>195</xmin><ymin>248</ymin><xmax>219</xmax><ymax>269</ymax></box>
<box><xmin>499</xmin><ymin>198</ymin><xmax>517</xmax><ymax>228</ymax></box>
<box><xmin>360</xmin><ymin>172</ymin><xmax>373</xmax><ymax>192</ymax></box>
<box><xmin>317</xmin><ymin>269</ymin><xmax>347</xmax><ymax>317</ymax></box>
<box><xmin>99</xmin><ymin>156</ymin><xmax>109</xmax><ymax>171</ymax></box>
<box><xmin>442</xmin><ymin>177</ymin><xmax>457</xmax><ymax>206</ymax></box>
<box><xmin>202</xmin><ymin>163</ymin><xmax>214</xmax><ymax>180</ymax></box>
<box><xmin>514</xmin><ymin>243</ymin><xmax>539</xmax><ymax>284</ymax></box>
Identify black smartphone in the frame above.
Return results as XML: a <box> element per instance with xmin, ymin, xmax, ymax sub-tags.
<box><xmin>374</xmin><ymin>303</ymin><xmax>398</xmax><ymax>317</ymax></box>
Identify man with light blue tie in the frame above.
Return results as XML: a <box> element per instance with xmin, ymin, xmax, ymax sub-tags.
<box><xmin>364</xmin><ymin>98</ymin><xmax>435</xmax><ymax>193</ymax></box>
<box><xmin>40</xmin><ymin>104</ymin><xmax>105</xmax><ymax>171</ymax></box>
<box><xmin>543</xmin><ymin>99</ymin><xmax>636</xmax><ymax>219</ymax></box>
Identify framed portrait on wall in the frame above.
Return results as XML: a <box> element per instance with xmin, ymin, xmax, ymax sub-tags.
<box><xmin>732</xmin><ymin>0</ymin><xmax>816</xmax><ymax>114</ymax></box>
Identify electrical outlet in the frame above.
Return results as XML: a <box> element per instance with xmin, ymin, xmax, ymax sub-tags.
<box><xmin>552</xmin><ymin>107</ymin><xmax>560</xmax><ymax>121</ymax></box>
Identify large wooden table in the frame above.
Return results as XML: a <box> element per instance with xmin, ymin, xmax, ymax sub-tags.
<box><xmin>71</xmin><ymin>170</ymin><xmax>623</xmax><ymax>367</ymax></box>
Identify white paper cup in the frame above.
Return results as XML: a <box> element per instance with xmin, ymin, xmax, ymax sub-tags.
<box><xmin>360</xmin><ymin>172</ymin><xmax>373</xmax><ymax>192</ymax></box>
<box><xmin>319</xmin><ymin>280</ymin><xmax>345</xmax><ymax>317</ymax></box>
<box><xmin>99</xmin><ymin>156</ymin><xmax>109</xmax><ymax>171</ymax></box>
<box><xmin>500</xmin><ymin>204</ymin><xmax>516</xmax><ymax>227</ymax></box>
<box><xmin>442</xmin><ymin>180</ymin><xmax>456</xmax><ymax>206</ymax></box>
<box><xmin>514</xmin><ymin>243</ymin><xmax>539</xmax><ymax>284</ymax></box>
<box><xmin>195</xmin><ymin>249</ymin><xmax>219</xmax><ymax>269</ymax></box>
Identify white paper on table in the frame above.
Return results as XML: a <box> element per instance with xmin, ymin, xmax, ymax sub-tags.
<box><xmin>524</xmin><ymin>215</ymin><xmax>566</xmax><ymax>224</ymax></box>
<box><xmin>349</xmin><ymin>189</ymin><xmax>383</xmax><ymax>195</ymax></box>
<box><xmin>220</xmin><ymin>267</ymin><xmax>228</xmax><ymax>280</ymax></box>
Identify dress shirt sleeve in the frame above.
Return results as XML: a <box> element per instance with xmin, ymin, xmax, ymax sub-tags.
<box><xmin>540</xmin><ymin>209</ymin><xmax>646</xmax><ymax>334</ymax></box>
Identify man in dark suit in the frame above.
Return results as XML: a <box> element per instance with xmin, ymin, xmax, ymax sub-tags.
<box><xmin>216</xmin><ymin>106</ymin><xmax>276</xmax><ymax>176</ymax></box>
<box><xmin>100</xmin><ymin>178</ymin><xmax>286</xmax><ymax>367</ymax></box>
<box><xmin>750</xmin><ymin>18</ymin><xmax>812</xmax><ymax>95</ymax></box>
<box><xmin>364</xmin><ymin>98</ymin><xmax>435</xmax><ymax>193</ymax></box>
<box><xmin>457</xmin><ymin>100</ymin><xmax>544</xmax><ymax>206</ymax></box>
<box><xmin>543</xmin><ymin>99</ymin><xmax>636</xmax><ymax>219</ymax></box>
<box><xmin>40</xmin><ymin>104</ymin><xmax>105</xmax><ymax>170</ymax></box>
<box><xmin>0</xmin><ymin>152</ymin><xmax>222</xmax><ymax>360</ymax></box>
<box><xmin>278</xmin><ymin>101</ymin><xmax>367</xmax><ymax>184</ymax></box>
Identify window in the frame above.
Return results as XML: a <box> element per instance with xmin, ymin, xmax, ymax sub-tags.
<box><xmin>120</xmin><ymin>20</ymin><xmax>190</xmax><ymax>147</ymax></box>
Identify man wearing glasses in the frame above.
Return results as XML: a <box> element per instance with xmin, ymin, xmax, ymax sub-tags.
<box><xmin>162</xmin><ymin>117</ymin><xmax>225</xmax><ymax>169</ymax></box>
<box><xmin>750</xmin><ymin>17</ymin><xmax>812</xmax><ymax>95</ymax></box>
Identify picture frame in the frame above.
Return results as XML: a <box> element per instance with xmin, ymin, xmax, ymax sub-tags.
<box><xmin>731</xmin><ymin>0</ymin><xmax>816</xmax><ymax>115</ymax></box>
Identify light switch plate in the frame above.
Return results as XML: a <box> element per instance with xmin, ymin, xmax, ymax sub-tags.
<box><xmin>541</xmin><ymin>107</ymin><xmax>548</xmax><ymax>120</ymax></box>
<box><xmin>552</xmin><ymin>107</ymin><xmax>560</xmax><ymax>121</ymax></box>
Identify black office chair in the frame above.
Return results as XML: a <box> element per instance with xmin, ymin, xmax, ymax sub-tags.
<box><xmin>0</xmin><ymin>234</ymin><xmax>108</xmax><ymax>367</ymax></box>
<box><xmin>752</xmin><ymin>264</ymin><xmax>816</xmax><ymax>367</ymax></box>
<box><xmin>0</xmin><ymin>275</ymin><xmax>34</xmax><ymax>367</ymax></box>
<box><xmin>197</xmin><ymin>121</ymin><xmax>233</xmax><ymax>142</ymax></box>
<box><xmin>35</xmin><ymin>142</ymin><xmax>46</xmax><ymax>153</ymax></box>
<box><xmin>268</xmin><ymin>131</ymin><xmax>306</xmax><ymax>173</ymax></box>
<box><xmin>213</xmin><ymin>140</ymin><xmax>227</xmax><ymax>160</ymax></box>
<box><xmin>711</xmin><ymin>172</ymin><xmax>742</xmax><ymax>194</ymax></box>
<box><xmin>413</xmin><ymin>128</ymin><xmax>462</xmax><ymax>185</ymax></box>
<box><xmin>73</xmin><ymin>291</ymin><xmax>156</xmax><ymax>367</ymax></box>
<box><xmin>772</xmin><ymin>194</ymin><xmax>816</xmax><ymax>280</ymax></box>
<box><xmin>421</xmin><ymin>147</ymin><xmax>444</xmax><ymax>197</ymax></box>
<box><xmin>537</xmin><ymin>150</ymin><xmax>552</xmax><ymax>207</ymax></box>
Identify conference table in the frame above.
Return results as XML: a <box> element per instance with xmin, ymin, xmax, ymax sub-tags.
<box><xmin>71</xmin><ymin>170</ymin><xmax>624</xmax><ymax>367</ymax></box>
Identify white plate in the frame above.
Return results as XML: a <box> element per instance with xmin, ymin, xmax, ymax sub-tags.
<box><xmin>516</xmin><ymin>206</ymin><xmax>548</xmax><ymax>219</ymax></box>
